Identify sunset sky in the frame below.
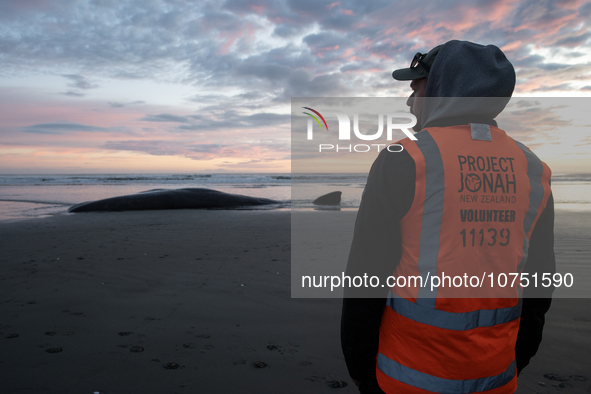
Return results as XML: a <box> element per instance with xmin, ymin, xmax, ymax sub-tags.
<box><xmin>1</xmin><ymin>0</ymin><xmax>591</xmax><ymax>174</ymax></box>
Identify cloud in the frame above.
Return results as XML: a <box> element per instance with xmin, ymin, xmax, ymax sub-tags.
<box><xmin>103</xmin><ymin>140</ymin><xmax>229</xmax><ymax>159</ymax></box>
<box><xmin>140</xmin><ymin>114</ymin><xmax>191</xmax><ymax>123</ymax></box>
<box><xmin>102</xmin><ymin>138</ymin><xmax>288</xmax><ymax>161</ymax></box>
<box><xmin>273</xmin><ymin>23</ymin><xmax>304</xmax><ymax>37</ymax></box>
<box><xmin>303</xmin><ymin>32</ymin><xmax>347</xmax><ymax>50</ymax></box>
<box><xmin>498</xmin><ymin>103</ymin><xmax>573</xmax><ymax>144</ymax></box>
<box><xmin>1</xmin><ymin>0</ymin><xmax>586</xmax><ymax>105</ymax></box>
<box><xmin>2</xmin><ymin>0</ymin><xmax>591</xmax><ymax>173</ymax></box>
<box><xmin>62</xmin><ymin>74</ymin><xmax>99</xmax><ymax>89</ymax></box>
<box><xmin>21</xmin><ymin>122</ymin><xmax>108</xmax><ymax>134</ymax></box>
<box><xmin>532</xmin><ymin>82</ymin><xmax>574</xmax><ymax>92</ymax></box>
<box><xmin>62</xmin><ymin>91</ymin><xmax>85</xmax><ymax>97</ymax></box>
<box><xmin>233</xmin><ymin>91</ymin><xmax>265</xmax><ymax>100</ymax></box>
<box><xmin>511</xmin><ymin>100</ymin><xmax>541</xmax><ymax>108</ymax></box>
<box><xmin>234</xmin><ymin>60</ymin><xmax>292</xmax><ymax>81</ymax></box>
<box><xmin>282</xmin><ymin>70</ymin><xmax>350</xmax><ymax>98</ymax></box>
<box><xmin>554</xmin><ymin>32</ymin><xmax>591</xmax><ymax>47</ymax></box>
<box><xmin>177</xmin><ymin>111</ymin><xmax>290</xmax><ymax>131</ymax></box>
<box><xmin>109</xmin><ymin>100</ymin><xmax>145</xmax><ymax>108</ymax></box>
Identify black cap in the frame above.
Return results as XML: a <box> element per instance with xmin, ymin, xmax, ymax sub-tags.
<box><xmin>392</xmin><ymin>45</ymin><xmax>442</xmax><ymax>80</ymax></box>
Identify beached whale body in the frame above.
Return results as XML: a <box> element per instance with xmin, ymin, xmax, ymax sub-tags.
<box><xmin>313</xmin><ymin>191</ymin><xmax>342</xmax><ymax>205</ymax></box>
<box><xmin>68</xmin><ymin>188</ymin><xmax>279</xmax><ymax>213</ymax></box>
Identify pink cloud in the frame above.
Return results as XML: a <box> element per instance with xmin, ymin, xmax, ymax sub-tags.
<box><xmin>556</xmin><ymin>0</ymin><xmax>588</xmax><ymax>10</ymax></box>
<box><xmin>327</xmin><ymin>2</ymin><xmax>341</xmax><ymax>10</ymax></box>
<box><xmin>341</xmin><ymin>48</ymin><xmax>354</xmax><ymax>58</ymax></box>
<box><xmin>363</xmin><ymin>1</ymin><xmax>524</xmax><ymax>48</ymax></box>
<box><xmin>217</xmin><ymin>22</ymin><xmax>258</xmax><ymax>55</ymax></box>
<box><xmin>340</xmin><ymin>9</ymin><xmax>354</xmax><ymax>16</ymax></box>
<box><xmin>217</xmin><ymin>31</ymin><xmax>240</xmax><ymax>55</ymax></box>
<box><xmin>315</xmin><ymin>45</ymin><xmax>340</xmax><ymax>58</ymax></box>
<box><xmin>501</xmin><ymin>41</ymin><xmax>523</xmax><ymax>52</ymax></box>
<box><xmin>249</xmin><ymin>4</ymin><xmax>264</xmax><ymax>14</ymax></box>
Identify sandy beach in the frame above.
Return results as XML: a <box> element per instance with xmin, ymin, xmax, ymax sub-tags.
<box><xmin>1</xmin><ymin>209</ymin><xmax>590</xmax><ymax>393</ymax></box>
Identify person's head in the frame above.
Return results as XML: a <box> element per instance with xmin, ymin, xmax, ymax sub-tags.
<box><xmin>393</xmin><ymin>46</ymin><xmax>441</xmax><ymax>128</ymax></box>
<box><xmin>392</xmin><ymin>40</ymin><xmax>515</xmax><ymax>131</ymax></box>
<box><xmin>406</xmin><ymin>77</ymin><xmax>427</xmax><ymax>121</ymax></box>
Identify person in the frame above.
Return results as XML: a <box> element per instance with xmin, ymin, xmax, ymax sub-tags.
<box><xmin>341</xmin><ymin>40</ymin><xmax>555</xmax><ymax>394</ymax></box>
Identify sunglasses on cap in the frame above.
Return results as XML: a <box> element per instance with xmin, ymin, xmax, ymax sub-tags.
<box><xmin>411</xmin><ymin>52</ymin><xmax>431</xmax><ymax>72</ymax></box>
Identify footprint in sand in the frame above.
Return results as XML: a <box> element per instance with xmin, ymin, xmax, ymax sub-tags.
<box><xmin>544</xmin><ymin>373</ymin><xmax>569</xmax><ymax>382</ymax></box>
<box><xmin>570</xmin><ymin>375</ymin><xmax>588</xmax><ymax>382</ymax></box>
<box><xmin>327</xmin><ymin>380</ymin><xmax>348</xmax><ymax>388</ymax></box>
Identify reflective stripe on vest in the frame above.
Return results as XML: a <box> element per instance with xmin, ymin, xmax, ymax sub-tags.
<box><xmin>377</xmin><ymin>125</ymin><xmax>552</xmax><ymax>394</ymax></box>
<box><xmin>414</xmin><ymin>131</ymin><xmax>445</xmax><ymax>306</ymax></box>
<box><xmin>387</xmin><ymin>292</ymin><xmax>522</xmax><ymax>331</ymax></box>
<box><xmin>378</xmin><ymin>353</ymin><xmax>517</xmax><ymax>394</ymax></box>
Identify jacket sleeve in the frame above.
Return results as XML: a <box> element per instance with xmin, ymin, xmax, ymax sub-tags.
<box><xmin>341</xmin><ymin>148</ymin><xmax>415</xmax><ymax>384</ymax></box>
<box><xmin>515</xmin><ymin>192</ymin><xmax>555</xmax><ymax>374</ymax></box>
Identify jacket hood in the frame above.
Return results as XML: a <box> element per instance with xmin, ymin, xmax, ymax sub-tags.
<box><xmin>420</xmin><ymin>40</ymin><xmax>516</xmax><ymax>129</ymax></box>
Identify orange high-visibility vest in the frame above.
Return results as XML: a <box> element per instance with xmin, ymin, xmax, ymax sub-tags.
<box><xmin>377</xmin><ymin>124</ymin><xmax>552</xmax><ymax>394</ymax></box>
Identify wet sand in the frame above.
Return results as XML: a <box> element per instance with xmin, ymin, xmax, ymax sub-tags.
<box><xmin>0</xmin><ymin>209</ymin><xmax>589</xmax><ymax>393</ymax></box>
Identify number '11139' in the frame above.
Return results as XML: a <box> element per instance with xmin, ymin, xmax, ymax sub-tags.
<box><xmin>460</xmin><ymin>228</ymin><xmax>510</xmax><ymax>247</ymax></box>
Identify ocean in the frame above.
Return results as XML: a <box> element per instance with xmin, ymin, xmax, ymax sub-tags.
<box><xmin>0</xmin><ymin>173</ymin><xmax>589</xmax><ymax>221</ymax></box>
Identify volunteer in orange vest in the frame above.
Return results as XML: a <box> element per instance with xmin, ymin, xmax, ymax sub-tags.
<box><xmin>341</xmin><ymin>40</ymin><xmax>555</xmax><ymax>394</ymax></box>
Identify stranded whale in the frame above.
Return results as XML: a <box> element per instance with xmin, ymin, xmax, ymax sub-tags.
<box><xmin>313</xmin><ymin>191</ymin><xmax>342</xmax><ymax>206</ymax></box>
<box><xmin>68</xmin><ymin>188</ymin><xmax>279</xmax><ymax>213</ymax></box>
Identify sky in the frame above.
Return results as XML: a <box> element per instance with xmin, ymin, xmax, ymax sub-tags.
<box><xmin>1</xmin><ymin>0</ymin><xmax>591</xmax><ymax>174</ymax></box>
